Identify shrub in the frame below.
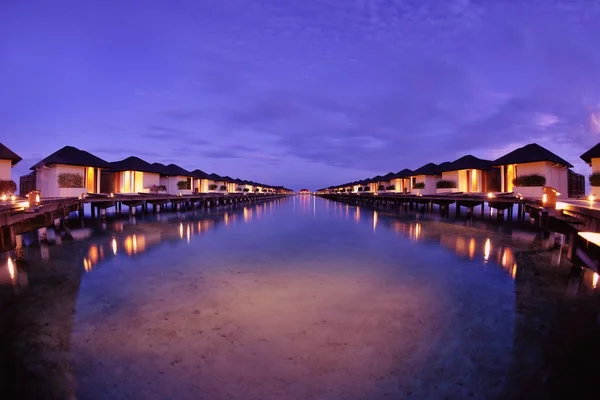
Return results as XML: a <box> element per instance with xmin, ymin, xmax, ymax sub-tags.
<box><xmin>243</xmin><ymin>188</ymin><xmax>250</xmax><ymax>192</ymax></box>
<box><xmin>413</xmin><ymin>182</ymin><xmax>425</xmax><ymax>189</ymax></box>
<box><xmin>513</xmin><ymin>174</ymin><xmax>546</xmax><ymax>187</ymax></box>
<box><xmin>346</xmin><ymin>189</ymin><xmax>351</xmax><ymax>192</ymax></box>
<box><xmin>436</xmin><ymin>180</ymin><xmax>457</xmax><ymax>189</ymax></box>
<box><xmin>363</xmin><ymin>187</ymin><xmax>370</xmax><ymax>192</ymax></box>
<box><xmin>58</xmin><ymin>173</ymin><xmax>83</xmax><ymax>188</ymax></box>
<box><xmin>220</xmin><ymin>185</ymin><xmax>227</xmax><ymax>191</ymax></box>
<box><xmin>255</xmin><ymin>188</ymin><xmax>260</xmax><ymax>192</ymax></box>
<box><xmin>590</xmin><ymin>173</ymin><xmax>600</xmax><ymax>187</ymax></box>
<box><xmin>386</xmin><ymin>185</ymin><xmax>395</xmax><ymax>190</ymax></box>
<box><xmin>208</xmin><ymin>184</ymin><xmax>218</xmax><ymax>190</ymax></box>
<box><xmin>377</xmin><ymin>185</ymin><xmax>385</xmax><ymax>191</ymax></box>
<box><xmin>177</xmin><ymin>180</ymin><xmax>191</xmax><ymax>190</ymax></box>
<box><xmin>357</xmin><ymin>187</ymin><xmax>364</xmax><ymax>192</ymax></box>
<box><xmin>236</xmin><ymin>187</ymin><xmax>243</xmax><ymax>191</ymax></box>
<box><xmin>0</xmin><ymin>180</ymin><xmax>17</xmax><ymax>195</ymax></box>
<box><xmin>149</xmin><ymin>184</ymin><xmax>167</xmax><ymax>193</ymax></box>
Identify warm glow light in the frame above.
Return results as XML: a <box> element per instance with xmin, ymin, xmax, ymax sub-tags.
<box><xmin>7</xmin><ymin>257</ymin><xmax>15</xmax><ymax>282</ymax></box>
<box><xmin>10</xmin><ymin>195</ymin><xmax>16</xmax><ymax>201</ymax></box>
<box><xmin>373</xmin><ymin>210</ymin><xmax>378</xmax><ymax>232</ymax></box>
<box><xmin>83</xmin><ymin>257</ymin><xmax>91</xmax><ymax>272</ymax></box>
<box><xmin>132</xmin><ymin>234</ymin><xmax>138</xmax><ymax>253</ymax></box>
<box><xmin>224</xmin><ymin>212</ymin><xmax>230</xmax><ymax>227</ymax></box>
<box><xmin>0</xmin><ymin>194</ymin><xmax>6</xmax><ymax>201</ymax></box>
<box><xmin>589</xmin><ymin>194</ymin><xmax>596</xmax><ymax>202</ymax></box>
<box><xmin>542</xmin><ymin>193</ymin><xmax>547</xmax><ymax>204</ymax></box>
<box><xmin>468</xmin><ymin>238</ymin><xmax>475</xmax><ymax>259</ymax></box>
<box><xmin>179</xmin><ymin>222</ymin><xmax>184</xmax><ymax>239</ymax></box>
<box><xmin>487</xmin><ymin>192</ymin><xmax>494</xmax><ymax>199</ymax></box>
<box><xmin>592</xmin><ymin>272</ymin><xmax>599</xmax><ymax>289</ymax></box>
<box><xmin>414</xmin><ymin>223</ymin><xmax>421</xmax><ymax>241</ymax></box>
<box><xmin>35</xmin><ymin>194</ymin><xmax>40</xmax><ymax>203</ymax></box>
<box><xmin>555</xmin><ymin>192</ymin><xmax>561</xmax><ymax>197</ymax></box>
<box><xmin>484</xmin><ymin>238</ymin><xmax>491</xmax><ymax>262</ymax></box>
<box><xmin>511</xmin><ymin>263</ymin><xmax>517</xmax><ymax>280</ymax></box>
<box><xmin>112</xmin><ymin>238</ymin><xmax>118</xmax><ymax>255</ymax></box>
<box><xmin>186</xmin><ymin>225</ymin><xmax>191</xmax><ymax>243</ymax></box>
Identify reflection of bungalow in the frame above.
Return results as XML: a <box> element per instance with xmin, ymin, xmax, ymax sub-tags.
<box><xmin>391</xmin><ymin>169</ymin><xmax>413</xmax><ymax>193</ymax></box>
<box><xmin>101</xmin><ymin>156</ymin><xmax>162</xmax><ymax>194</ymax></box>
<box><xmin>29</xmin><ymin>146</ymin><xmax>109</xmax><ymax>198</ymax></box>
<box><xmin>408</xmin><ymin>162</ymin><xmax>444</xmax><ymax>195</ymax></box>
<box><xmin>437</xmin><ymin>155</ymin><xmax>493</xmax><ymax>194</ymax></box>
<box><xmin>581</xmin><ymin>143</ymin><xmax>600</xmax><ymax>197</ymax></box>
<box><xmin>153</xmin><ymin>163</ymin><xmax>195</xmax><ymax>195</ymax></box>
<box><xmin>492</xmin><ymin>143</ymin><xmax>572</xmax><ymax>198</ymax></box>
<box><xmin>0</xmin><ymin>143</ymin><xmax>22</xmax><ymax>184</ymax></box>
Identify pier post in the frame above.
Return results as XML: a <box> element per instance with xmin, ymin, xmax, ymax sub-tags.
<box><xmin>99</xmin><ymin>208</ymin><xmax>106</xmax><ymax>221</ymax></box>
<box><xmin>79</xmin><ymin>203</ymin><xmax>84</xmax><ymax>219</ymax></box>
<box><xmin>14</xmin><ymin>234</ymin><xmax>24</xmax><ymax>262</ymax></box>
<box><xmin>481</xmin><ymin>204</ymin><xmax>485</xmax><ymax>218</ymax></box>
<box><xmin>456</xmin><ymin>204</ymin><xmax>460</xmax><ymax>217</ymax></box>
<box><xmin>176</xmin><ymin>202</ymin><xmax>181</xmax><ymax>211</ymax></box>
<box><xmin>38</xmin><ymin>227</ymin><xmax>48</xmax><ymax>244</ymax></box>
<box><xmin>497</xmin><ymin>209</ymin><xmax>504</xmax><ymax>222</ymax></box>
<box><xmin>130</xmin><ymin>206</ymin><xmax>136</xmax><ymax>216</ymax></box>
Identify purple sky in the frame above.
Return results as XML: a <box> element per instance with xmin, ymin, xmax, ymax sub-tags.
<box><xmin>2</xmin><ymin>0</ymin><xmax>600</xmax><ymax>190</ymax></box>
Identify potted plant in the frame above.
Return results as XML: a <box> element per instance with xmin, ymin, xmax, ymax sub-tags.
<box><xmin>243</xmin><ymin>188</ymin><xmax>250</xmax><ymax>192</ymax></box>
<box><xmin>357</xmin><ymin>187</ymin><xmax>363</xmax><ymax>192</ymax></box>
<box><xmin>57</xmin><ymin>173</ymin><xmax>84</xmax><ymax>197</ymax></box>
<box><xmin>436</xmin><ymin>180</ymin><xmax>458</xmax><ymax>194</ymax></box>
<box><xmin>177</xmin><ymin>180</ymin><xmax>191</xmax><ymax>190</ymax></box>
<box><xmin>208</xmin><ymin>184</ymin><xmax>218</xmax><ymax>191</ymax></box>
<box><xmin>385</xmin><ymin>185</ymin><xmax>395</xmax><ymax>191</ymax></box>
<box><xmin>377</xmin><ymin>185</ymin><xmax>385</xmax><ymax>191</ymax></box>
<box><xmin>220</xmin><ymin>185</ymin><xmax>227</xmax><ymax>191</ymax></box>
<box><xmin>0</xmin><ymin>180</ymin><xmax>17</xmax><ymax>195</ymax></box>
<box><xmin>513</xmin><ymin>174</ymin><xmax>546</xmax><ymax>198</ymax></box>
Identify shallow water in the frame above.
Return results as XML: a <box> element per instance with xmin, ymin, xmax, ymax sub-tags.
<box><xmin>2</xmin><ymin>196</ymin><xmax>600</xmax><ymax>399</ymax></box>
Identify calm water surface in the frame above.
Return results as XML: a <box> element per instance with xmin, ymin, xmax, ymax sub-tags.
<box><xmin>2</xmin><ymin>196</ymin><xmax>600</xmax><ymax>399</ymax></box>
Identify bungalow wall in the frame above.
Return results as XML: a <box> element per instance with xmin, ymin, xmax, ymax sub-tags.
<box><xmin>441</xmin><ymin>169</ymin><xmax>484</xmax><ymax>193</ymax></box>
<box><xmin>411</xmin><ymin>175</ymin><xmax>439</xmax><ymax>195</ymax></box>
<box><xmin>162</xmin><ymin>175</ymin><xmax>193</xmax><ymax>194</ymax></box>
<box><xmin>195</xmin><ymin>178</ymin><xmax>211</xmax><ymax>193</ymax></box>
<box><xmin>35</xmin><ymin>164</ymin><xmax>101</xmax><ymax>198</ymax></box>
<box><xmin>501</xmin><ymin>161</ymin><xmax>568</xmax><ymax>197</ymax></box>
<box><xmin>0</xmin><ymin>159</ymin><xmax>12</xmax><ymax>180</ymax></box>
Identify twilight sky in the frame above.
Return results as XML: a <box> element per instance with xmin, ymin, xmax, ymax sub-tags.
<box><xmin>2</xmin><ymin>0</ymin><xmax>600</xmax><ymax>190</ymax></box>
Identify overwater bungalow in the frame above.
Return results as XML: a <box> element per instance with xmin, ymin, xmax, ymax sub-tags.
<box><xmin>492</xmin><ymin>143</ymin><xmax>572</xmax><ymax>198</ymax></box>
<box><xmin>152</xmin><ymin>163</ymin><xmax>195</xmax><ymax>195</ymax></box>
<box><xmin>0</xmin><ymin>143</ymin><xmax>22</xmax><ymax>184</ymax></box>
<box><xmin>29</xmin><ymin>146</ymin><xmax>109</xmax><ymax>198</ymax></box>
<box><xmin>390</xmin><ymin>169</ymin><xmax>414</xmax><ymax>193</ymax></box>
<box><xmin>207</xmin><ymin>173</ymin><xmax>227</xmax><ymax>193</ymax></box>
<box><xmin>190</xmin><ymin>169</ymin><xmax>211</xmax><ymax>193</ymax></box>
<box><xmin>437</xmin><ymin>155</ymin><xmax>493</xmax><ymax>194</ymax></box>
<box><xmin>408</xmin><ymin>162</ymin><xmax>444</xmax><ymax>195</ymax></box>
<box><xmin>101</xmin><ymin>156</ymin><xmax>162</xmax><ymax>194</ymax></box>
<box><xmin>580</xmin><ymin>142</ymin><xmax>600</xmax><ymax>197</ymax></box>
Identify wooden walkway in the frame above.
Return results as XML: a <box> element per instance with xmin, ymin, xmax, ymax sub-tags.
<box><xmin>0</xmin><ymin>193</ymin><xmax>289</xmax><ymax>252</ymax></box>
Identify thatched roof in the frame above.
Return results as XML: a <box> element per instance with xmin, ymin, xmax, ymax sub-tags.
<box><xmin>440</xmin><ymin>155</ymin><xmax>492</xmax><ymax>172</ymax></box>
<box><xmin>393</xmin><ymin>168</ymin><xmax>413</xmax><ymax>178</ymax></box>
<box><xmin>492</xmin><ymin>143</ymin><xmax>573</xmax><ymax>168</ymax></box>
<box><xmin>412</xmin><ymin>162</ymin><xmax>440</xmax><ymax>176</ymax></box>
<box><xmin>108</xmin><ymin>156</ymin><xmax>159</xmax><ymax>173</ymax></box>
<box><xmin>31</xmin><ymin>146</ymin><xmax>110</xmax><ymax>170</ymax></box>
<box><xmin>580</xmin><ymin>142</ymin><xmax>600</xmax><ymax>164</ymax></box>
<box><xmin>0</xmin><ymin>143</ymin><xmax>22</xmax><ymax>166</ymax></box>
